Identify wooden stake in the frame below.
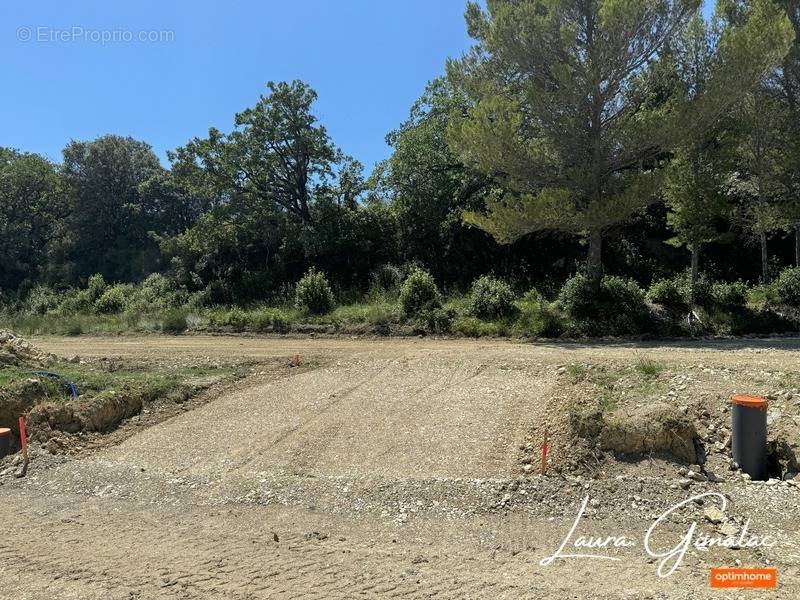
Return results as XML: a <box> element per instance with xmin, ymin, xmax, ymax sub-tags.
<box><xmin>540</xmin><ymin>428</ymin><xmax>549</xmax><ymax>475</ymax></box>
<box><xmin>18</xmin><ymin>416</ymin><xmax>29</xmax><ymax>465</ymax></box>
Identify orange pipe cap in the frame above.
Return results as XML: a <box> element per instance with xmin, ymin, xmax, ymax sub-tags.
<box><xmin>731</xmin><ymin>394</ymin><xmax>768</xmax><ymax>409</ymax></box>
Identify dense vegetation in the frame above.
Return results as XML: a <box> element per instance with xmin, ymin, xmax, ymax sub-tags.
<box><xmin>2</xmin><ymin>1</ymin><xmax>800</xmax><ymax>338</ymax></box>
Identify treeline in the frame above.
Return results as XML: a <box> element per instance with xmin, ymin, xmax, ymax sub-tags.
<box><xmin>2</xmin><ymin>0</ymin><xmax>800</xmax><ymax>318</ymax></box>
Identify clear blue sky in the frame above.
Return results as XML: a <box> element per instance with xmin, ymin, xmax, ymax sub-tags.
<box><xmin>2</xmin><ymin>1</ymin><xmax>715</xmax><ymax>173</ymax></box>
<box><xmin>1</xmin><ymin>0</ymin><xmax>474</xmax><ymax>171</ymax></box>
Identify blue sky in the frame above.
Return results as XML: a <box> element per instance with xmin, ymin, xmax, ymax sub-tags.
<box><xmin>1</xmin><ymin>0</ymin><xmax>474</xmax><ymax>172</ymax></box>
<box><xmin>2</xmin><ymin>1</ymin><xmax>715</xmax><ymax>173</ymax></box>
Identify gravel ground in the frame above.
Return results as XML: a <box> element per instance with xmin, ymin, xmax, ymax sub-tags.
<box><xmin>0</xmin><ymin>335</ymin><xmax>798</xmax><ymax>599</ymax></box>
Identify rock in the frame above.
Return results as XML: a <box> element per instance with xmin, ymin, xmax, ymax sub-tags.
<box><xmin>688</xmin><ymin>470</ymin><xmax>708</xmax><ymax>482</ymax></box>
<box><xmin>720</xmin><ymin>522</ymin><xmax>739</xmax><ymax>537</ymax></box>
<box><xmin>678</xmin><ymin>479</ymin><xmax>692</xmax><ymax>490</ymax></box>
<box><xmin>704</xmin><ymin>506</ymin><xmax>725</xmax><ymax>524</ymax></box>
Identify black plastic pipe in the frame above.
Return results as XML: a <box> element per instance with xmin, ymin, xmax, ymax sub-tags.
<box><xmin>731</xmin><ymin>394</ymin><xmax>768</xmax><ymax>481</ymax></box>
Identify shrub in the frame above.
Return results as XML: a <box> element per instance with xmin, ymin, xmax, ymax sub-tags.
<box><xmin>58</xmin><ymin>288</ymin><xmax>93</xmax><ymax>314</ymax></box>
<box><xmin>646</xmin><ymin>272</ymin><xmax>714</xmax><ymax>307</ymax></box>
<box><xmin>711</xmin><ymin>281</ymin><xmax>748</xmax><ymax>307</ymax></box>
<box><xmin>370</xmin><ymin>264</ymin><xmax>403</xmax><ymax>293</ymax></box>
<box><xmin>24</xmin><ymin>285</ymin><xmax>60</xmax><ymax>315</ymax></box>
<box><xmin>269</xmin><ymin>311</ymin><xmax>292</xmax><ymax>333</ymax></box>
<box><xmin>515</xmin><ymin>290</ymin><xmax>564</xmax><ymax>338</ymax></box>
<box><xmin>127</xmin><ymin>273</ymin><xmax>187</xmax><ymax>312</ymax></box>
<box><xmin>451</xmin><ymin>316</ymin><xmax>509</xmax><ymax>337</ymax></box>
<box><xmin>295</xmin><ymin>268</ymin><xmax>335</xmax><ymax>315</ymax></box>
<box><xmin>647</xmin><ymin>278</ymin><xmax>684</xmax><ymax>307</ymax></box>
<box><xmin>421</xmin><ymin>306</ymin><xmax>456</xmax><ymax>334</ymax></box>
<box><xmin>679</xmin><ymin>273</ymin><xmax>713</xmax><ymax>306</ymax></box>
<box><xmin>399</xmin><ymin>267</ymin><xmax>441</xmax><ymax>316</ymax></box>
<box><xmin>557</xmin><ymin>274</ymin><xmax>649</xmax><ymax>336</ymax></box>
<box><xmin>467</xmin><ymin>275</ymin><xmax>516</xmax><ymax>320</ymax></box>
<box><xmin>161</xmin><ymin>310</ymin><xmax>188</xmax><ymax>334</ymax></box>
<box><xmin>94</xmin><ymin>284</ymin><xmax>132</xmax><ymax>313</ymax></box>
<box><xmin>86</xmin><ymin>274</ymin><xmax>107</xmax><ymax>302</ymax></box>
<box><xmin>223</xmin><ymin>308</ymin><xmax>248</xmax><ymax>331</ymax></box>
<box><xmin>775</xmin><ymin>267</ymin><xmax>800</xmax><ymax>307</ymax></box>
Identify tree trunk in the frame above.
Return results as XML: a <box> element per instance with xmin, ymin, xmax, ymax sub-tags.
<box><xmin>760</xmin><ymin>231</ymin><xmax>769</xmax><ymax>283</ymax></box>
<box><xmin>690</xmin><ymin>245</ymin><xmax>700</xmax><ymax>305</ymax></box>
<box><xmin>795</xmin><ymin>223</ymin><xmax>800</xmax><ymax>267</ymax></box>
<box><xmin>587</xmin><ymin>231</ymin><xmax>603</xmax><ymax>284</ymax></box>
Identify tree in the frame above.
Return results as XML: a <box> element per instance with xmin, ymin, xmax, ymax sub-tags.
<box><xmin>170</xmin><ymin>81</ymin><xmax>337</xmax><ymax>225</ymax></box>
<box><xmin>663</xmin><ymin>15</ymin><xmax>733</xmax><ymax>295</ymax></box>
<box><xmin>383</xmin><ymin>78</ymin><xmax>493</xmax><ymax>282</ymax></box>
<box><xmin>448</xmin><ymin>0</ymin><xmax>793</xmax><ymax>282</ymax></box>
<box><xmin>0</xmin><ymin>149</ymin><xmax>66</xmax><ymax>291</ymax></box>
<box><xmin>727</xmin><ymin>89</ymin><xmax>787</xmax><ymax>282</ymax></box>
<box><xmin>775</xmin><ymin>0</ymin><xmax>800</xmax><ymax>264</ymax></box>
<box><xmin>161</xmin><ymin>81</ymin><xmax>399</xmax><ymax>301</ymax></box>
<box><xmin>61</xmin><ymin>135</ymin><xmax>163</xmax><ymax>283</ymax></box>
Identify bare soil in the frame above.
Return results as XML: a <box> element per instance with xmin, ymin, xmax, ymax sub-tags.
<box><xmin>0</xmin><ymin>335</ymin><xmax>798</xmax><ymax>599</ymax></box>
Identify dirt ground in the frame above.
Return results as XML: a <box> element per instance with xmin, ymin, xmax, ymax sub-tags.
<box><xmin>1</xmin><ymin>335</ymin><xmax>799</xmax><ymax>599</ymax></box>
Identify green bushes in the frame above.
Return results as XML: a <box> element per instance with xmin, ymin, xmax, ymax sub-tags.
<box><xmin>646</xmin><ymin>273</ymin><xmax>721</xmax><ymax>307</ymax></box>
<box><xmin>558</xmin><ymin>274</ymin><xmax>650</xmax><ymax>336</ymax></box>
<box><xmin>467</xmin><ymin>276</ymin><xmax>516</xmax><ymax>319</ymax></box>
<box><xmin>95</xmin><ymin>284</ymin><xmax>133</xmax><ymax>313</ymax></box>
<box><xmin>127</xmin><ymin>273</ymin><xmax>188</xmax><ymax>313</ymax></box>
<box><xmin>370</xmin><ymin>264</ymin><xmax>403</xmax><ymax>294</ymax></box>
<box><xmin>23</xmin><ymin>285</ymin><xmax>61</xmax><ymax>315</ymax></box>
<box><xmin>295</xmin><ymin>268</ymin><xmax>335</xmax><ymax>315</ymax></box>
<box><xmin>775</xmin><ymin>267</ymin><xmax>800</xmax><ymax>307</ymax></box>
<box><xmin>711</xmin><ymin>281</ymin><xmax>748</xmax><ymax>307</ymax></box>
<box><xmin>515</xmin><ymin>290</ymin><xmax>564</xmax><ymax>338</ymax></box>
<box><xmin>161</xmin><ymin>310</ymin><xmax>188</xmax><ymax>334</ymax></box>
<box><xmin>399</xmin><ymin>267</ymin><xmax>441</xmax><ymax>315</ymax></box>
<box><xmin>646</xmin><ymin>278</ymin><xmax>684</xmax><ymax>307</ymax></box>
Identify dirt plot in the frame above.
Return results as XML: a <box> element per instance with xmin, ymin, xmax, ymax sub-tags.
<box><xmin>1</xmin><ymin>335</ymin><xmax>799</xmax><ymax>599</ymax></box>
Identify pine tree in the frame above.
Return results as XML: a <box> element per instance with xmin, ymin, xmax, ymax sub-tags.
<box><xmin>448</xmin><ymin>0</ymin><xmax>793</xmax><ymax>282</ymax></box>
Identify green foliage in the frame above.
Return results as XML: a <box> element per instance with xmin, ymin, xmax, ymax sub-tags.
<box><xmin>514</xmin><ymin>290</ymin><xmax>564</xmax><ymax>338</ymax></box>
<box><xmin>0</xmin><ymin>149</ymin><xmax>65</xmax><ymax>291</ymax></box>
<box><xmin>60</xmin><ymin>135</ymin><xmax>164</xmax><ymax>283</ymax></box>
<box><xmin>161</xmin><ymin>310</ymin><xmax>188</xmax><ymax>334</ymax></box>
<box><xmin>399</xmin><ymin>268</ymin><xmax>441</xmax><ymax>316</ymax></box>
<box><xmin>370</xmin><ymin>264</ymin><xmax>403</xmax><ymax>294</ymax></box>
<box><xmin>557</xmin><ymin>274</ymin><xmax>650</xmax><ymax>336</ymax></box>
<box><xmin>295</xmin><ymin>268</ymin><xmax>335</xmax><ymax>315</ymax></box>
<box><xmin>451</xmin><ymin>316</ymin><xmax>509</xmax><ymax>338</ymax></box>
<box><xmin>647</xmin><ymin>278</ymin><xmax>685</xmax><ymax>307</ymax></box>
<box><xmin>711</xmin><ymin>280</ymin><xmax>748</xmax><ymax>307</ymax></box>
<box><xmin>775</xmin><ymin>267</ymin><xmax>800</xmax><ymax>307</ymax></box>
<box><xmin>127</xmin><ymin>273</ymin><xmax>188</xmax><ymax>313</ymax></box>
<box><xmin>467</xmin><ymin>275</ymin><xmax>516</xmax><ymax>320</ymax></box>
<box><xmin>95</xmin><ymin>284</ymin><xmax>133</xmax><ymax>314</ymax></box>
<box><xmin>419</xmin><ymin>306</ymin><xmax>456</xmax><ymax>334</ymax></box>
<box><xmin>647</xmin><ymin>272</ymin><xmax>717</xmax><ymax>307</ymax></box>
<box><xmin>24</xmin><ymin>285</ymin><xmax>61</xmax><ymax>315</ymax></box>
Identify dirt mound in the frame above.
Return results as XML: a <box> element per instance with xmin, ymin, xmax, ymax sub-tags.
<box><xmin>571</xmin><ymin>402</ymin><xmax>700</xmax><ymax>464</ymax></box>
<box><xmin>0</xmin><ymin>330</ymin><xmax>56</xmax><ymax>367</ymax></box>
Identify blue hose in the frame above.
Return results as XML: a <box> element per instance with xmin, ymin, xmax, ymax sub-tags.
<box><xmin>29</xmin><ymin>371</ymin><xmax>80</xmax><ymax>400</ymax></box>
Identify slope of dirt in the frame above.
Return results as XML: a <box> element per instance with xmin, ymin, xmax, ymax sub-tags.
<box><xmin>0</xmin><ymin>335</ymin><xmax>798</xmax><ymax>599</ymax></box>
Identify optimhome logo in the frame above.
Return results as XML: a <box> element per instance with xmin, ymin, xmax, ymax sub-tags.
<box><xmin>710</xmin><ymin>567</ymin><xmax>777</xmax><ymax>589</ymax></box>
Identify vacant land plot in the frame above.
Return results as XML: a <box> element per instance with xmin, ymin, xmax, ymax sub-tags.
<box><xmin>0</xmin><ymin>335</ymin><xmax>798</xmax><ymax>599</ymax></box>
